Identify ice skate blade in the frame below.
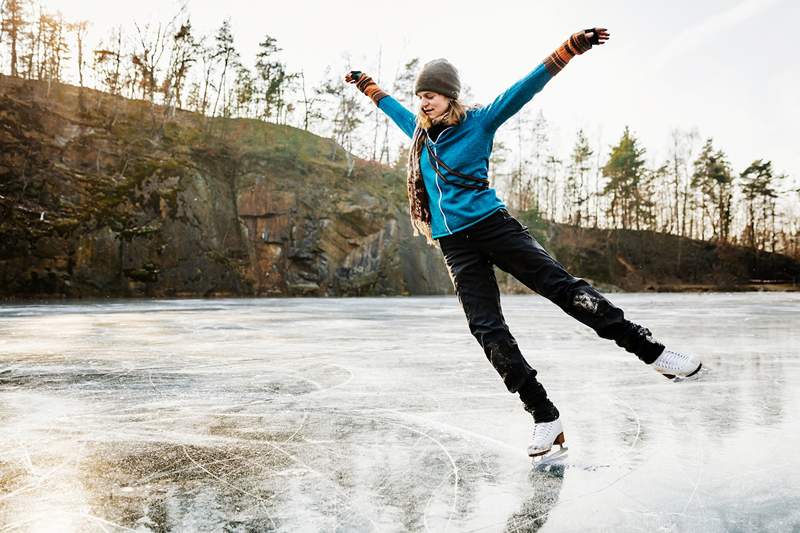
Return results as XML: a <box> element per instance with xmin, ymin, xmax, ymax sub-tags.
<box><xmin>528</xmin><ymin>432</ymin><xmax>566</xmax><ymax>458</ymax></box>
<box><xmin>672</xmin><ymin>364</ymin><xmax>707</xmax><ymax>383</ymax></box>
<box><xmin>528</xmin><ymin>442</ymin><xmax>567</xmax><ymax>459</ymax></box>
<box><xmin>660</xmin><ymin>363</ymin><xmax>704</xmax><ymax>382</ymax></box>
<box><xmin>531</xmin><ymin>447</ymin><xmax>569</xmax><ymax>468</ymax></box>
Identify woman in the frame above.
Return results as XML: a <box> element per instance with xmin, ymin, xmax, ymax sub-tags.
<box><xmin>345</xmin><ymin>28</ymin><xmax>702</xmax><ymax>459</ymax></box>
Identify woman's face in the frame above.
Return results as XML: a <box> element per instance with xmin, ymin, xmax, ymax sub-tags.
<box><xmin>416</xmin><ymin>91</ymin><xmax>450</xmax><ymax>121</ymax></box>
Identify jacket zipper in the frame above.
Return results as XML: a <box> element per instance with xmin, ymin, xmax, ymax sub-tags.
<box><xmin>430</xmin><ymin>126</ymin><xmax>454</xmax><ymax>234</ymax></box>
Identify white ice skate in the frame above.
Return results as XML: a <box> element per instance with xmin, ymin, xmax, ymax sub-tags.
<box><xmin>527</xmin><ymin>417</ymin><xmax>567</xmax><ymax>461</ymax></box>
<box><xmin>651</xmin><ymin>348</ymin><xmax>702</xmax><ymax>380</ymax></box>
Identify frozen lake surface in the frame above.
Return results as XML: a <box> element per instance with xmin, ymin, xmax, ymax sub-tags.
<box><xmin>1</xmin><ymin>293</ymin><xmax>799</xmax><ymax>532</ymax></box>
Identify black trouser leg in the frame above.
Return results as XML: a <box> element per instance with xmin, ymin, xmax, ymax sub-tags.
<box><xmin>484</xmin><ymin>212</ymin><xmax>665</xmax><ymax>363</ymax></box>
<box><xmin>440</xmin><ymin>229</ymin><xmax>559</xmax><ymax>422</ymax></box>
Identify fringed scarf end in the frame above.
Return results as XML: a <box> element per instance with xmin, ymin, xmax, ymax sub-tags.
<box><xmin>411</xmin><ymin>219</ymin><xmax>437</xmax><ymax>247</ymax></box>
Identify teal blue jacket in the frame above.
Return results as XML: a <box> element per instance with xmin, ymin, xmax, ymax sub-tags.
<box><xmin>378</xmin><ymin>62</ymin><xmax>554</xmax><ymax>239</ymax></box>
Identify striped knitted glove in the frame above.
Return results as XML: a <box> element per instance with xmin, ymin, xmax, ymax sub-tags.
<box><xmin>345</xmin><ymin>71</ymin><xmax>388</xmax><ymax>105</ymax></box>
<box><xmin>543</xmin><ymin>28</ymin><xmax>599</xmax><ymax>76</ymax></box>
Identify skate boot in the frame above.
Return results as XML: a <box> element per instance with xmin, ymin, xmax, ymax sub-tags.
<box><xmin>651</xmin><ymin>348</ymin><xmax>702</xmax><ymax>380</ymax></box>
<box><xmin>527</xmin><ymin>417</ymin><xmax>566</xmax><ymax>458</ymax></box>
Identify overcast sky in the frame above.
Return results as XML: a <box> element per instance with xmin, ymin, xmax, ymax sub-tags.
<box><xmin>44</xmin><ymin>0</ymin><xmax>799</xmax><ymax>183</ymax></box>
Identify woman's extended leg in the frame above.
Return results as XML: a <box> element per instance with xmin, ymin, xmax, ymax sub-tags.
<box><xmin>439</xmin><ymin>231</ymin><xmax>559</xmax><ymax>422</ymax></box>
<box><xmin>483</xmin><ymin>211</ymin><xmax>665</xmax><ymax>363</ymax></box>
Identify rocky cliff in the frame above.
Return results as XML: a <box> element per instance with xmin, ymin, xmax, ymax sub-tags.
<box><xmin>0</xmin><ymin>76</ymin><xmax>453</xmax><ymax>298</ymax></box>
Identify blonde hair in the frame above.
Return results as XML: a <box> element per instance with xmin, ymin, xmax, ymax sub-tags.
<box><xmin>415</xmin><ymin>97</ymin><xmax>469</xmax><ymax>129</ymax></box>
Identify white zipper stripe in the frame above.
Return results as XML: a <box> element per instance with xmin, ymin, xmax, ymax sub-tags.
<box><xmin>431</xmin><ymin>140</ymin><xmax>453</xmax><ymax>234</ymax></box>
<box><xmin>435</xmin><ymin>173</ymin><xmax>452</xmax><ymax>234</ymax></box>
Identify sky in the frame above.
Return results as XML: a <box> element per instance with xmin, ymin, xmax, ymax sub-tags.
<box><xmin>37</xmin><ymin>0</ymin><xmax>800</xmax><ymax>184</ymax></box>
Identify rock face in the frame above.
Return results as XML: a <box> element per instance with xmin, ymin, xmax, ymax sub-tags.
<box><xmin>0</xmin><ymin>76</ymin><xmax>453</xmax><ymax>298</ymax></box>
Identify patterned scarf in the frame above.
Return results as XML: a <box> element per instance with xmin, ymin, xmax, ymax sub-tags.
<box><xmin>406</xmin><ymin>125</ymin><xmax>435</xmax><ymax>245</ymax></box>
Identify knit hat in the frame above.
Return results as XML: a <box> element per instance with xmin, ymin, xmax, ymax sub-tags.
<box><xmin>414</xmin><ymin>58</ymin><xmax>460</xmax><ymax>100</ymax></box>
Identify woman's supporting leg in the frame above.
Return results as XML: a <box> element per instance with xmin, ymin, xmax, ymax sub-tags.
<box><xmin>481</xmin><ymin>212</ymin><xmax>665</xmax><ymax>364</ymax></box>
<box><xmin>440</xmin><ymin>234</ymin><xmax>559</xmax><ymax>422</ymax></box>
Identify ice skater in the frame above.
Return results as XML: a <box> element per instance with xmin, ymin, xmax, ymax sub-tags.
<box><xmin>345</xmin><ymin>27</ymin><xmax>702</xmax><ymax>459</ymax></box>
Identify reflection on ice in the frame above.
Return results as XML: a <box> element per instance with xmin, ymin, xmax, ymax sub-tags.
<box><xmin>1</xmin><ymin>293</ymin><xmax>799</xmax><ymax>531</ymax></box>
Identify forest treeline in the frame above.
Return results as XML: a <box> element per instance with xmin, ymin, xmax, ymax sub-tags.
<box><xmin>1</xmin><ymin>1</ymin><xmax>797</xmax><ymax>259</ymax></box>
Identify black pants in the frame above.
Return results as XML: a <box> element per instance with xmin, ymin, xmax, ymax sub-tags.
<box><xmin>439</xmin><ymin>209</ymin><xmax>665</xmax><ymax>422</ymax></box>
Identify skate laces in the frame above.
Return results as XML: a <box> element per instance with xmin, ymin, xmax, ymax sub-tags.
<box><xmin>657</xmin><ymin>349</ymin><xmax>695</xmax><ymax>372</ymax></box>
<box><xmin>533</xmin><ymin>420</ymin><xmax>557</xmax><ymax>443</ymax></box>
<box><xmin>663</xmin><ymin>350</ymin><xmax>683</xmax><ymax>370</ymax></box>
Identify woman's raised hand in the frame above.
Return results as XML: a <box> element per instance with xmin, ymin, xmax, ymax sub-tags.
<box><xmin>345</xmin><ymin>71</ymin><xmax>364</xmax><ymax>84</ymax></box>
<box><xmin>345</xmin><ymin>71</ymin><xmax>387</xmax><ymax>105</ymax></box>
<box><xmin>584</xmin><ymin>27</ymin><xmax>610</xmax><ymax>46</ymax></box>
<box><xmin>544</xmin><ymin>27</ymin><xmax>610</xmax><ymax>74</ymax></box>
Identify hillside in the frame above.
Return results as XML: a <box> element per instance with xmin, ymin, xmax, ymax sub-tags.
<box><xmin>0</xmin><ymin>75</ymin><xmax>451</xmax><ymax>298</ymax></box>
<box><xmin>1</xmin><ymin>75</ymin><xmax>798</xmax><ymax>299</ymax></box>
<box><xmin>500</xmin><ymin>213</ymin><xmax>800</xmax><ymax>293</ymax></box>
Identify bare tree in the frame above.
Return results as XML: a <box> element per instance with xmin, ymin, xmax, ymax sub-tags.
<box><xmin>392</xmin><ymin>57</ymin><xmax>419</xmax><ymax>109</ymax></box>
<box><xmin>529</xmin><ymin>110</ymin><xmax>550</xmax><ymax>215</ymax></box>
<box><xmin>489</xmin><ymin>139</ymin><xmax>509</xmax><ymax>190</ymax></box>
<box><xmin>67</xmin><ymin>19</ymin><xmax>89</xmax><ymax>86</ymax></box>
<box><xmin>371</xmin><ymin>45</ymin><xmax>383</xmax><ymax>161</ymax></box>
<box><xmin>132</xmin><ymin>18</ymin><xmax>175</xmax><ymax>102</ymax></box>
<box><xmin>564</xmin><ymin>129</ymin><xmax>593</xmax><ymax>226</ymax></box>
<box><xmin>210</xmin><ymin>18</ymin><xmax>236</xmax><ymax>118</ymax></box>
<box><xmin>93</xmin><ymin>26</ymin><xmax>124</xmax><ymax>95</ymax></box>
<box><xmin>37</xmin><ymin>11</ymin><xmax>69</xmax><ymax>94</ymax></box>
<box><xmin>297</xmin><ymin>69</ymin><xmax>321</xmax><ymax>131</ymax></box>
<box><xmin>544</xmin><ymin>153</ymin><xmax>562</xmax><ymax>221</ymax></box>
<box><xmin>591</xmin><ymin>128</ymin><xmax>605</xmax><ymax>228</ymax></box>
<box><xmin>665</xmin><ymin>127</ymin><xmax>700</xmax><ymax>237</ymax></box>
<box><xmin>197</xmin><ymin>37</ymin><xmax>219</xmax><ymax>115</ymax></box>
<box><xmin>16</xmin><ymin>0</ymin><xmax>37</xmax><ymax>79</ymax></box>
<box><xmin>505</xmin><ymin>110</ymin><xmax>532</xmax><ymax>211</ymax></box>
<box><xmin>162</xmin><ymin>19</ymin><xmax>198</xmax><ymax>116</ymax></box>
<box><xmin>1</xmin><ymin>0</ymin><xmax>28</xmax><ymax>77</ymax></box>
<box><xmin>315</xmin><ymin>66</ymin><xmax>364</xmax><ymax>167</ymax></box>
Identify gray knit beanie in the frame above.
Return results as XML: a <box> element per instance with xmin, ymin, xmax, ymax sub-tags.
<box><xmin>414</xmin><ymin>58</ymin><xmax>460</xmax><ymax>100</ymax></box>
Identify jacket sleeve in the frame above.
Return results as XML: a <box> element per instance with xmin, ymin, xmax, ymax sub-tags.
<box><xmin>478</xmin><ymin>31</ymin><xmax>594</xmax><ymax>132</ymax></box>
<box><xmin>377</xmin><ymin>95</ymin><xmax>417</xmax><ymax>139</ymax></box>
<box><xmin>477</xmin><ymin>63</ymin><xmax>553</xmax><ymax>132</ymax></box>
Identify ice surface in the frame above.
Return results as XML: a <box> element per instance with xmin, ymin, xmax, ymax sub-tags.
<box><xmin>1</xmin><ymin>293</ymin><xmax>799</xmax><ymax>532</ymax></box>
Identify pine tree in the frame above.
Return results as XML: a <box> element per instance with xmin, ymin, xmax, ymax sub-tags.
<box><xmin>691</xmin><ymin>138</ymin><xmax>734</xmax><ymax>242</ymax></box>
<box><xmin>254</xmin><ymin>34</ymin><xmax>283</xmax><ymax>121</ymax></box>
<box><xmin>602</xmin><ymin>126</ymin><xmax>649</xmax><ymax>230</ymax></box>
<box><xmin>740</xmin><ymin>160</ymin><xmax>783</xmax><ymax>252</ymax></box>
